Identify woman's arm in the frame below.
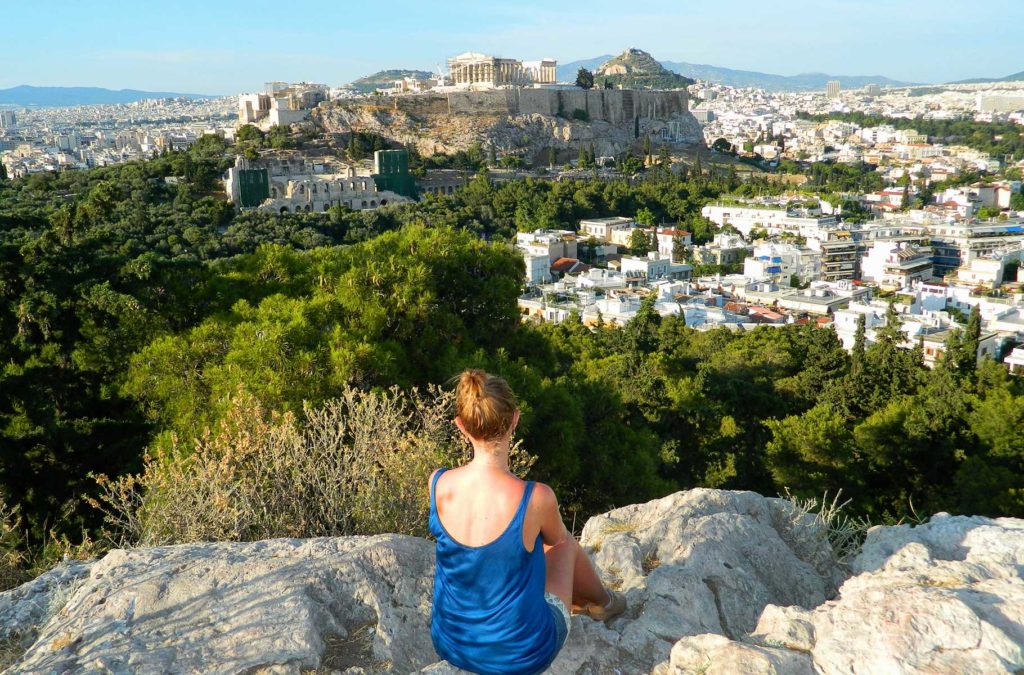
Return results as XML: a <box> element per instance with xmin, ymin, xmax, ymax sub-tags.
<box><xmin>533</xmin><ymin>483</ymin><xmax>571</xmax><ymax>548</ymax></box>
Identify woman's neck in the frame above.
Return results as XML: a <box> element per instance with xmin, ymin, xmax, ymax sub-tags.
<box><xmin>469</xmin><ymin>442</ymin><xmax>511</xmax><ymax>473</ymax></box>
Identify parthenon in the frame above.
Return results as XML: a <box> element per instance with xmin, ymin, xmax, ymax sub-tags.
<box><xmin>447</xmin><ymin>52</ymin><xmax>557</xmax><ymax>88</ymax></box>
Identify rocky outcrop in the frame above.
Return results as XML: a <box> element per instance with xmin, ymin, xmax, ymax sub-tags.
<box><xmin>2</xmin><ymin>537</ymin><xmax>436</xmax><ymax>673</ymax></box>
<box><xmin>662</xmin><ymin>511</ymin><xmax>1024</xmax><ymax>675</ymax></box>
<box><xmin>2</xmin><ymin>490</ymin><xmax>1022</xmax><ymax>674</ymax></box>
<box><xmin>313</xmin><ymin>90</ymin><xmax>704</xmax><ymax>163</ymax></box>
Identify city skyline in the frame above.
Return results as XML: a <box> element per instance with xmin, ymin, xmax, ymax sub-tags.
<box><xmin>3</xmin><ymin>0</ymin><xmax>1023</xmax><ymax>95</ymax></box>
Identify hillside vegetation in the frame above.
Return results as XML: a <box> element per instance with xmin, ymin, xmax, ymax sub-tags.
<box><xmin>595</xmin><ymin>48</ymin><xmax>695</xmax><ymax>89</ymax></box>
<box><xmin>348</xmin><ymin>69</ymin><xmax>433</xmax><ymax>93</ymax></box>
<box><xmin>1</xmin><ymin>133</ymin><xmax>1023</xmax><ymax>589</ymax></box>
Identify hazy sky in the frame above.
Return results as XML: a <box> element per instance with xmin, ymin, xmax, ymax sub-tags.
<box><xmin>3</xmin><ymin>0</ymin><xmax>1021</xmax><ymax>94</ymax></box>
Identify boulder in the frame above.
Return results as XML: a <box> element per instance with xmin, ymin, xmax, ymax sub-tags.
<box><xmin>2</xmin><ymin>536</ymin><xmax>436</xmax><ymax>674</ymax></box>
<box><xmin>696</xmin><ymin>512</ymin><xmax>1024</xmax><ymax>675</ymax></box>
<box><xmin>2</xmin><ymin>490</ymin><xmax>1022</xmax><ymax>674</ymax></box>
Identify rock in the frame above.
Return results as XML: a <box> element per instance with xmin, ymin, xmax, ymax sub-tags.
<box><xmin>3</xmin><ymin>536</ymin><xmax>436</xmax><ymax>674</ymax></box>
<box><xmin>653</xmin><ymin>634</ymin><xmax>814</xmax><ymax>675</ymax></box>
<box><xmin>0</xmin><ymin>560</ymin><xmax>93</xmax><ymax>638</ymax></box>
<box><xmin>313</xmin><ymin>90</ymin><xmax>704</xmax><ymax>164</ymax></box>
<box><xmin>3</xmin><ymin>491</ymin><xmax>1023</xmax><ymax>674</ymax></box>
<box><xmin>807</xmin><ymin>514</ymin><xmax>1024</xmax><ymax>674</ymax></box>
<box><xmin>751</xmin><ymin>605</ymin><xmax>815</xmax><ymax>653</ymax></box>
<box><xmin>699</xmin><ymin>512</ymin><xmax>1024</xmax><ymax>674</ymax></box>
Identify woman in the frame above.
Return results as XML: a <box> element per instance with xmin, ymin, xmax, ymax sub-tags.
<box><xmin>430</xmin><ymin>369</ymin><xmax>626</xmax><ymax>674</ymax></box>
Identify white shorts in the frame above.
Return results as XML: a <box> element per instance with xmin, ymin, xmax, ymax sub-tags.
<box><xmin>544</xmin><ymin>591</ymin><xmax>572</xmax><ymax>640</ymax></box>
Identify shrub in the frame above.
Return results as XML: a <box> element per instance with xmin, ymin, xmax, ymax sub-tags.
<box><xmin>0</xmin><ymin>497</ymin><xmax>27</xmax><ymax>592</ymax></box>
<box><xmin>95</xmin><ymin>385</ymin><xmax>536</xmax><ymax>546</ymax></box>
<box><xmin>571</xmin><ymin>108</ymin><xmax>589</xmax><ymax>122</ymax></box>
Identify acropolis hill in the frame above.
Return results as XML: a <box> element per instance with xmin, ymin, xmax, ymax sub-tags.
<box><xmin>312</xmin><ymin>88</ymin><xmax>704</xmax><ymax>163</ymax></box>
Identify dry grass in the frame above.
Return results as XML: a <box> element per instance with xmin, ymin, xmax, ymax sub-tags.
<box><xmin>0</xmin><ymin>634</ymin><xmax>25</xmax><ymax>671</ymax></box>
<box><xmin>314</xmin><ymin>623</ymin><xmax>388</xmax><ymax>672</ymax></box>
<box><xmin>604</xmin><ymin>564</ymin><xmax>624</xmax><ymax>592</ymax></box>
<box><xmin>642</xmin><ymin>550</ymin><xmax>661</xmax><ymax>575</ymax></box>
<box><xmin>779</xmin><ymin>488</ymin><xmax>871</xmax><ymax>570</ymax></box>
<box><xmin>94</xmin><ymin>385</ymin><xmax>536</xmax><ymax>546</ymax></box>
<box><xmin>0</xmin><ymin>497</ymin><xmax>27</xmax><ymax>593</ymax></box>
<box><xmin>600</xmin><ymin>519</ymin><xmax>638</xmax><ymax>535</ymax></box>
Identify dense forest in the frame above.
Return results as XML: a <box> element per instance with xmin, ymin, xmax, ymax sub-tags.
<box><xmin>1</xmin><ymin>135</ymin><xmax>1022</xmax><ymax>585</ymax></box>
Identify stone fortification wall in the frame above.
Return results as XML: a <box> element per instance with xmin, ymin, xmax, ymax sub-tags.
<box><xmin>436</xmin><ymin>88</ymin><xmax>689</xmax><ymax>122</ymax></box>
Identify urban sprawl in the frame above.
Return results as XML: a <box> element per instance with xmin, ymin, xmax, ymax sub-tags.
<box><xmin>3</xmin><ymin>54</ymin><xmax>1024</xmax><ymax>375</ymax></box>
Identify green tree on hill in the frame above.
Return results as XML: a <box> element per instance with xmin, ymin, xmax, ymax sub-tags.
<box><xmin>575</xmin><ymin>68</ymin><xmax>594</xmax><ymax>90</ymax></box>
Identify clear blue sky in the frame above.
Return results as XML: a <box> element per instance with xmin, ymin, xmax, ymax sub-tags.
<box><xmin>4</xmin><ymin>0</ymin><xmax>1021</xmax><ymax>94</ymax></box>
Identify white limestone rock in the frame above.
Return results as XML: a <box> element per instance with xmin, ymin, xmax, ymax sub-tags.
<box><xmin>4</xmin><ymin>491</ymin><xmax>1023</xmax><ymax>674</ymax></box>
<box><xmin>805</xmin><ymin>513</ymin><xmax>1024</xmax><ymax>674</ymax></box>
<box><xmin>697</xmin><ymin>512</ymin><xmax>1024</xmax><ymax>675</ymax></box>
<box><xmin>3</xmin><ymin>535</ymin><xmax>436</xmax><ymax>674</ymax></box>
<box><xmin>653</xmin><ymin>633</ymin><xmax>814</xmax><ymax>675</ymax></box>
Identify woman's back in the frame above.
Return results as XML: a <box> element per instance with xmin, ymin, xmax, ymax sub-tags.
<box><xmin>429</xmin><ymin>467</ymin><xmax>557</xmax><ymax>674</ymax></box>
<box><xmin>432</xmin><ymin>465</ymin><xmax>541</xmax><ymax>550</ymax></box>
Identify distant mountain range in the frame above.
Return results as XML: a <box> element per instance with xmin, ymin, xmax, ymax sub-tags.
<box><xmin>0</xmin><ymin>85</ymin><xmax>215</xmax><ymax>107</ymax></box>
<box><xmin>558</xmin><ymin>56</ymin><xmax>913</xmax><ymax>92</ymax></box>
<box><xmin>951</xmin><ymin>70</ymin><xmax>1024</xmax><ymax>84</ymax></box>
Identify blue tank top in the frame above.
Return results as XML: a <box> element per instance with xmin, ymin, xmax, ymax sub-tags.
<box><xmin>429</xmin><ymin>468</ymin><xmax>557</xmax><ymax>675</ymax></box>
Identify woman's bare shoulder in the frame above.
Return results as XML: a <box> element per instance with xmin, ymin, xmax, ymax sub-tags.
<box><xmin>529</xmin><ymin>481</ymin><xmax>559</xmax><ymax>511</ymax></box>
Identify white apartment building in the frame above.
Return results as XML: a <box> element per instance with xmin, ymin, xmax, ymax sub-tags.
<box><xmin>693</xmin><ymin>233</ymin><xmax>754</xmax><ymax>266</ymax></box>
<box><xmin>977</xmin><ymin>93</ymin><xmax>1024</xmax><ymax>114</ymax></box>
<box><xmin>515</xmin><ymin>229</ymin><xmax>578</xmax><ymax>264</ymax></box>
<box><xmin>860</xmin><ymin>241</ymin><xmax>933</xmax><ymax>289</ymax></box>
<box><xmin>655</xmin><ymin>227</ymin><xmax>692</xmax><ymax>262</ymax></box>
<box><xmin>523</xmin><ymin>254</ymin><xmax>552</xmax><ymax>286</ymax></box>
<box><xmin>620</xmin><ymin>252</ymin><xmax>692</xmax><ymax>281</ymax></box>
<box><xmin>956</xmin><ymin>257</ymin><xmax>1009</xmax><ymax>289</ymax></box>
<box><xmin>578</xmin><ymin>216</ymin><xmax>636</xmax><ymax>243</ymax></box>
<box><xmin>701</xmin><ymin>204</ymin><xmax>839</xmax><ymax>239</ymax></box>
<box><xmin>743</xmin><ymin>243</ymin><xmax>821</xmax><ymax>284</ymax></box>
<box><xmin>1005</xmin><ymin>347</ymin><xmax>1024</xmax><ymax>376</ymax></box>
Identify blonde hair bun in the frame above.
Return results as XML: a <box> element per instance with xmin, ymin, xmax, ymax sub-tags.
<box><xmin>455</xmin><ymin>369</ymin><xmax>517</xmax><ymax>441</ymax></box>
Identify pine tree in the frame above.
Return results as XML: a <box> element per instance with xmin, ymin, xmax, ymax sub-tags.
<box><xmin>575</xmin><ymin>68</ymin><xmax>594</xmax><ymax>90</ymax></box>
<box><xmin>961</xmin><ymin>304</ymin><xmax>982</xmax><ymax>373</ymax></box>
<box><xmin>658</xmin><ymin>144</ymin><xmax>671</xmax><ymax>174</ymax></box>
<box><xmin>643</xmin><ymin>134</ymin><xmax>651</xmax><ymax>161</ymax></box>
<box><xmin>851</xmin><ymin>313</ymin><xmax>866</xmax><ymax>377</ymax></box>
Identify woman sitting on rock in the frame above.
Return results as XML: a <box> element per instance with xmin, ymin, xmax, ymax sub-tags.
<box><xmin>429</xmin><ymin>369</ymin><xmax>625</xmax><ymax>674</ymax></box>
